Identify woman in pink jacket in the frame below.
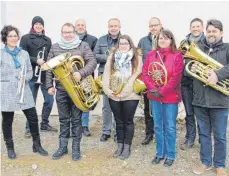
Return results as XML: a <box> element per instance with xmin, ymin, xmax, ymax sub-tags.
<box><xmin>142</xmin><ymin>29</ymin><xmax>184</xmax><ymax>167</ymax></box>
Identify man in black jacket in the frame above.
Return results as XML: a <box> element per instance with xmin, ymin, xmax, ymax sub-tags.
<box><xmin>94</xmin><ymin>18</ymin><xmax>121</xmax><ymax>142</ymax></box>
<box><xmin>192</xmin><ymin>19</ymin><xmax>229</xmax><ymax>176</ymax></box>
<box><xmin>75</xmin><ymin>18</ymin><xmax>98</xmax><ymax>137</ymax></box>
<box><xmin>138</xmin><ymin>17</ymin><xmax>162</xmax><ymax>145</ymax></box>
<box><xmin>180</xmin><ymin>18</ymin><xmax>205</xmax><ymax>150</ymax></box>
<box><xmin>20</xmin><ymin>16</ymin><xmax>57</xmax><ymax>138</ymax></box>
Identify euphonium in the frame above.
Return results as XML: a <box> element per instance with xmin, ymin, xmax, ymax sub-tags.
<box><xmin>179</xmin><ymin>40</ymin><xmax>229</xmax><ymax>96</ymax></box>
<box><xmin>41</xmin><ymin>52</ymin><xmax>100</xmax><ymax>112</ymax></box>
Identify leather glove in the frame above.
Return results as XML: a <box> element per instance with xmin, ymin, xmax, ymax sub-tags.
<box><xmin>150</xmin><ymin>90</ymin><xmax>162</xmax><ymax>98</ymax></box>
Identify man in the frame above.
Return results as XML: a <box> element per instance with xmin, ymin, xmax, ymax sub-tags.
<box><xmin>94</xmin><ymin>18</ymin><xmax>121</xmax><ymax>142</ymax></box>
<box><xmin>180</xmin><ymin>18</ymin><xmax>205</xmax><ymax>150</ymax></box>
<box><xmin>192</xmin><ymin>19</ymin><xmax>229</xmax><ymax>176</ymax></box>
<box><xmin>75</xmin><ymin>18</ymin><xmax>98</xmax><ymax>137</ymax></box>
<box><xmin>46</xmin><ymin>23</ymin><xmax>97</xmax><ymax>161</ymax></box>
<box><xmin>138</xmin><ymin>17</ymin><xmax>162</xmax><ymax>145</ymax></box>
<box><xmin>20</xmin><ymin>16</ymin><xmax>57</xmax><ymax>138</ymax></box>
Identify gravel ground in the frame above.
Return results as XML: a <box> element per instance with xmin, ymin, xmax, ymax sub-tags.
<box><xmin>1</xmin><ymin>111</ymin><xmax>229</xmax><ymax>176</ymax></box>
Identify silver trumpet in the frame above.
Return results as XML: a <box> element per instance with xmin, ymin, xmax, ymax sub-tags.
<box><xmin>17</xmin><ymin>59</ymin><xmax>27</xmax><ymax>104</ymax></box>
<box><xmin>35</xmin><ymin>47</ymin><xmax>46</xmax><ymax>84</ymax></box>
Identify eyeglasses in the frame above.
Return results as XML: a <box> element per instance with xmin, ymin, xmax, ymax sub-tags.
<box><xmin>61</xmin><ymin>31</ymin><xmax>75</xmax><ymax>35</ymax></box>
<box><xmin>149</xmin><ymin>24</ymin><xmax>161</xmax><ymax>28</ymax></box>
<box><xmin>119</xmin><ymin>42</ymin><xmax>130</xmax><ymax>46</ymax></box>
<box><xmin>7</xmin><ymin>35</ymin><xmax>18</xmax><ymax>39</ymax></box>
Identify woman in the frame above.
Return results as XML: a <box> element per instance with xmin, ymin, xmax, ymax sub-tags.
<box><xmin>19</xmin><ymin>16</ymin><xmax>56</xmax><ymax>138</ymax></box>
<box><xmin>102</xmin><ymin>35</ymin><xmax>142</xmax><ymax>160</ymax></box>
<box><xmin>1</xmin><ymin>25</ymin><xmax>48</xmax><ymax>159</ymax></box>
<box><xmin>45</xmin><ymin>23</ymin><xmax>97</xmax><ymax>161</ymax></box>
<box><xmin>142</xmin><ymin>29</ymin><xmax>184</xmax><ymax>167</ymax></box>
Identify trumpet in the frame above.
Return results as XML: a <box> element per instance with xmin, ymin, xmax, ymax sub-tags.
<box><xmin>17</xmin><ymin>59</ymin><xmax>27</xmax><ymax>104</ymax></box>
<box><xmin>35</xmin><ymin>47</ymin><xmax>46</xmax><ymax>84</ymax></box>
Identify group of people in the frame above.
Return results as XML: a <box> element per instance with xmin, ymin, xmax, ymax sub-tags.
<box><xmin>0</xmin><ymin>15</ymin><xmax>228</xmax><ymax>176</ymax></box>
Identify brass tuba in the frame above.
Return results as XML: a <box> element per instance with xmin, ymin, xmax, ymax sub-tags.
<box><xmin>179</xmin><ymin>40</ymin><xmax>229</xmax><ymax>96</ymax></box>
<box><xmin>41</xmin><ymin>53</ymin><xmax>100</xmax><ymax>112</ymax></box>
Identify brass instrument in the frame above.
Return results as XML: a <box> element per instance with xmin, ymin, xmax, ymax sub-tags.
<box><xmin>41</xmin><ymin>53</ymin><xmax>100</xmax><ymax>112</ymax></box>
<box><xmin>179</xmin><ymin>40</ymin><xmax>229</xmax><ymax>96</ymax></box>
<box><xmin>17</xmin><ymin>59</ymin><xmax>27</xmax><ymax>104</ymax></box>
<box><xmin>35</xmin><ymin>47</ymin><xmax>46</xmax><ymax>84</ymax></box>
<box><xmin>95</xmin><ymin>70</ymin><xmax>125</xmax><ymax>95</ymax></box>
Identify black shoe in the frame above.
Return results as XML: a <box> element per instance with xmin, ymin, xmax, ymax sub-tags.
<box><xmin>119</xmin><ymin>144</ymin><xmax>131</xmax><ymax>160</ymax></box>
<box><xmin>141</xmin><ymin>135</ymin><xmax>153</xmax><ymax>145</ymax></box>
<box><xmin>180</xmin><ymin>140</ymin><xmax>194</xmax><ymax>150</ymax></box>
<box><xmin>72</xmin><ymin>139</ymin><xmax>81</xmax><ymax>161</ymax></box>
<box><xmin>52</xmin><ymin>138</ymin><xmax>68</xmax><ymax>160</ymax></box>
<box><xmin>32</xmin><ymin>138</ymin><xmax>48</xmax><ymax>156</ymax></box>
<box><xmin>100</xmin><ymin>134</ymin><xmax>111</xmax><ymax>142</ymax></box>
<box><xmin>151</xmin><ymin>156</ymin><xmax>164</xmax><ymax>165</ymax></box>
<box><xmin>40</xmin><ymin>124</ymin><xmax>58</xmax><ymax>132</ymax></box>
<box><xmin>5</xmin><ymin>139</ymin><xmax>16</xmax><ymax>159</ymax></box>
<box><xmin>163</xmin><ymin>159</ymin><xmax>174</xmax><ymax>167</ymax></box>
<box><xmin>113</xmin><ymin>143</ymin><xmax>123</xmax><ymax>158</ymax></box>
<box><xmin>82</xmin><ymin>126</ymin><xmax>91</xmax><ymax>137</ymax></box>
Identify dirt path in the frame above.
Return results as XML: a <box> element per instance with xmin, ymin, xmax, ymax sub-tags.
<box><xmin>1</xmin><ymin>114</ymin><xmax>229</xmax><ymax>176</ymax></box>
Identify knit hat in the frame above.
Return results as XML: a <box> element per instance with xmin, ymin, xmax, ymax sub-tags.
<box><xmin>32</xmin><ymin>16</ymin><xmax>44</xmax><ymax>27</ymax></box>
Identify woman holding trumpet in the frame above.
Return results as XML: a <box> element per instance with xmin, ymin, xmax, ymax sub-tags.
<box><xmin>1</xmin><ymin>25</ymin><xmax>48</xmax><ymax>159</ymax></box>
<box><xmin>102</xmin><ymin>35</ymin><xmax>142</xmax><ymax>160</ymax></box>
<box><xmin>19</xmin><ymin>16</ymin><xmax>56</xmax><ymax>138</ymax></box>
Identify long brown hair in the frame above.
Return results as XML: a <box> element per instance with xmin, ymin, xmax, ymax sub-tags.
<box><xmin>155</xmin><ymin>29</ymin><xmax>178</xmax><ymax>52</ymax></box>
<box><xmin>110</xmin><ymin>34</ymin><xmax>139</xmax><ymax>74</ymax></box>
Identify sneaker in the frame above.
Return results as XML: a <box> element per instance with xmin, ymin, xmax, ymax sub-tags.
<box><xmin>24</xmin><ymin>131</ymin><xmax>31</xmax><ymax>138</ymax></box>
<box><xmin>40</xmin><ymin>124</ymin><xmax>58</xmax><ymax>132</ymax></box>
<box><xmin>193</xmin><ymin>164</ymin><xmax>212</xmax><ymax>175</ymax></box>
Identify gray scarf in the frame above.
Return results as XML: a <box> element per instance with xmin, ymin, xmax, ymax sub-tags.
<box><xmin>77</xmin><ymin>32</ymin><xmax>86</xmax><ymax>40</ymax></box>
<box><xmin>58</xmin><ymin>35</ymin><xmax>81</xmax><ymax>50</ymax></box>
<box><xmin>188</xmin><ymin>32</ymin><xmax>204</xmax><ymax>43</ymax></box>
<box><xmin>114</xmin><ymin>49</ymin><xmax>134</xmax><ymax>80</ymax></box>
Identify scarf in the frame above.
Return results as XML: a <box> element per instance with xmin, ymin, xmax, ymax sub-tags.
<box><xmin>77</xmin><ymin>31</ymin><xmax>86</xmax><ymax>40</ymax></box>
<box><xmin>114</xmin><ymin>48</ymin><xmax>134</xmax><ymax>80</ymax></box>
<box><xmin>58</xmin><ymin>35</ymin><xmax>82</xmax><ymax>50</ymax></box>
<box><xmin>30</xmin><ymin>28</ymin><xmax>45</xmax><ymax>34</ymax></box>
<box><xmin>188</xmin><ymin>32</ymin><xmax>204</xmax><ymax>43</ymax></box>
<box><xmin>4</xmin><ymin>46</ymin><xmax>21</xmax><ymax>68</ymax></box>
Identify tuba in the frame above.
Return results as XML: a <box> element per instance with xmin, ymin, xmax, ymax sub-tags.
<box><xmin>179</xmin><ymin>40</ymin><xmax>229</xmax><ymax>96</ymax></box>
<box><xmin>41</xmin><ymin>53</ymin><xmax>100</xmax><ymax>112</ymax></box>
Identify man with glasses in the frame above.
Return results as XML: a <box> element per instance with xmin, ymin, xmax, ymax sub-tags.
<box><xmin>75</xmin><ymin>18</ymin><xmax>98</xmax><ymax>137</ymax></box>
<box><xmin>46</xmin><ymin>23</ymin><xmax>97</xmax><ymax>161</ymax></box>
<box><xmin>138</xmin><ymin>17</ymin><xmax>162</xmax><ymax>145</ymax></box>
<box><xmin>94</xmin><ymin>18</ymin><xmax>121</xmax><ymax>142</ymax></box>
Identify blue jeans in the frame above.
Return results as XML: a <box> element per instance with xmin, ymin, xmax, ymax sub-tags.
<box><xmin>194</xmin><ymin>106</ymin><xmax>228</xmax><ymax>168</ymax></box>
<box><xmin>82</xmin><ymin>112</ymin><xmax>89</xmax><ymax>127</ymax></box>
<box><xmin>181</xmin><ymin>85</ymin><xmax>196</xmax><ymax>143</ymax></box>
<box><xmin>151</xmin><ymin>100</ymin><xmax>178</xmax><ymax>160</ymax></box>
<box><xmin>25</xmin><ymin>80</ymin><xmax>54</xmax><ymax>133</ymax></box>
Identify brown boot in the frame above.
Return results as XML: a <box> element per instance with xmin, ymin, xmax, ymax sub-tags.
<box><xmin>192</xmin><ymin>164</ymin><xmax>212</xmax><ymax>175</ymax></box>
<box><xmin>216</xmin><ymin>168</ymin><xmax>227</xmax><ymax>176</ymax></box>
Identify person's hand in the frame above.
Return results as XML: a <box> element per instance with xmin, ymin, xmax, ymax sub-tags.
<box><xmin>207</xmin><ymin>70</ymin><xmax>218</xmax><ymax>85</ymax></box>
<box><xmin>150</xmin><ymin>90</ymin><xmax>162</xmax><ymax>98</ymax></box>
<box><xmin>37</xmin><ymin>59</ymin><xmax>45</xmax><ymax>66</ymax></box>
<box><xmin>73</xmin><ymin>72</ymin><xmax>82</xmax><ymax>82</ymax></box>
<box><xmin>48</xmin><ymin>87</ymin><xmax>55</xmax><ymax>95</ymax></box>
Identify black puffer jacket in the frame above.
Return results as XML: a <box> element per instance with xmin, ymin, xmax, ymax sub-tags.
<box><xmin>45</xmin><ymin>42</ymin><xmax>97</xmax><ymax>91</ymax></box>
<box><xmin>19</xmin><ymin>33</ymin><xmax>52</xmax><ymax>84</ymax></box>
<box><xmin>81</xmin><ymin>32</ymin><xmax>97</xmax><ymax>51</ymax></box>
<box><xmin>192</xmin><ymin>38</ymin><xmax>229</xmax><ymax>108</ymax></box>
